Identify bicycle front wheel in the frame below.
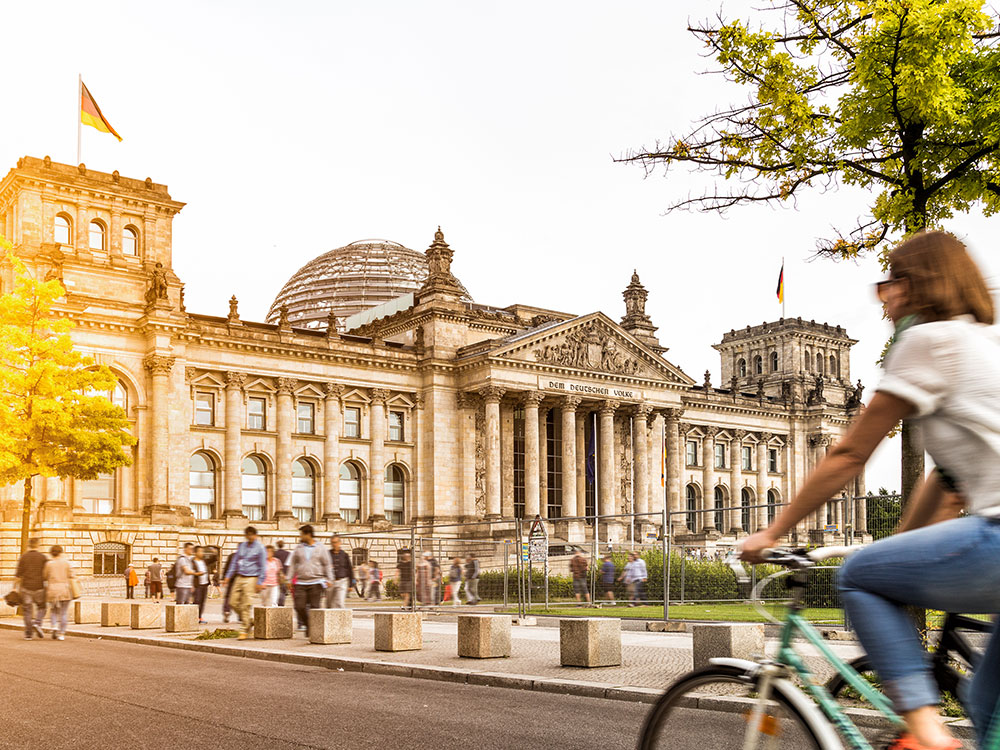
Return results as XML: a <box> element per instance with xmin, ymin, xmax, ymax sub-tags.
<box><xmin>638</xmin><ymin>664</ymin><xmax>830</xmax><ymax>750</ymax></box>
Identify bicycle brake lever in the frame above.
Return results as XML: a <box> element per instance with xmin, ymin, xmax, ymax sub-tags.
<box><xmin>726</xmin><ymin>551</ymin><xmax>751</xmax><ymax>584</ymax></box>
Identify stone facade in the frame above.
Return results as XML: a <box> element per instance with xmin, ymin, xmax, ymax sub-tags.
<box><xmin>0</xmin><ymin>156</ymin><xmax>866</xmax><ymax>582</ymax></box>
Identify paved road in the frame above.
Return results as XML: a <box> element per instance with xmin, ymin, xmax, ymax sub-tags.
<box><xmin>0</xmin><ymin>631</ymin><xmax>656</xmax><ymax>749</ymax></box>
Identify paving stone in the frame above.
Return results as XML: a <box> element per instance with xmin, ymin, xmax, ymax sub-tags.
<box><xmin>253</xmin><ymin>606</ymin><xmax>293</xmax><ymax>639</ymax></box>
<box><xmin>374</xmin><ymin>612</ymin><xmax>422</xmax><ymax>652</ymax></box>
<box><xmin>458</xmin><ymin>614</ymin><xmax>511</xmax><ymax>658</ymax></box>
<box><xmin>309</xmin><ymin>608</ymin><xmax>352</xmax><ymax>645</ymax></box>
<box><xmin>559</xmin><ymin>618</ymin><xmax>622</xmax><ymax>667</ymax></box>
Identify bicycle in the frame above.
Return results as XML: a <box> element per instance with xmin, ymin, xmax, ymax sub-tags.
<box><xmin>637</xmin><ymin>546</ymin><xmax>1000</xmax><ymax>750</ymax></box>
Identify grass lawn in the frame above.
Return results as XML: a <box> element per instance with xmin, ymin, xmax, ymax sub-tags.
<box><xmin>505</xmin><ymin>602</ymin><xmax>844</xmax><ymax>624</ymax></box>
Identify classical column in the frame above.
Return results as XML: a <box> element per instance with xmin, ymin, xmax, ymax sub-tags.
<box><xmin>575</xmin><ymin>411</ymin><xmax>587</xmax><ymax>517</ymax></box>
<box><xmin>522</xmin><ymin>391</ymin><xmax>543</xmax><ymax>519</ymax></box>
<box><xmin>632</xmin><ymin>405</ymin><xmax>651</xmax><ymax>520</ymax></box>
<box><xmin>368</xmin><ymin>389</ymin><xmax>389</xmax><ymax>521</ymax></box>
<box><xmin>756</xmin><ymin>433</ymin><xmax>772</xmax><ymax>531</ymax></box>
<box><xmin>561</xmin><ymin>397</ymin><xmax>581</xmax><ymax>519</ymax></box>
<box><xmin>274</xmin><ymin>377</ymin><xmax>297</xmax><ymax>519</ymax></box>
<box><xmin>143</xmin><ymin>354</ymin><xmax>175</xmax><ymax>511</ymax></box>
<box><xmin>539</xmin><ymin>406</ymin><xmax>548</xmax><ymax>518</ymax></box>
<box><xmin>730</xmin><ymin>430</ymin><xmax>745</xmax><ymax>533</ymax></box>
<box><xmin>701</xmin><ymin>426</ymin><xmax>718</xmax><ymax>532</ymax></box>
<box><xmin>322</xmin><ymin>382</ymin><xmax>343</xmax><ymax>520</ymax></box>
<box><xmin>223</xmin><ymin>371</ymin><xmax>245</xmax><ymax>517</ymax></box>
<box><xmin>598</xmin><ymin>400</ymin><xmax>618</xmax><ymax>517</ymax></box>
<box><xmin>481</xmin><ymin>386</ymin><xmax>506</xmax><ymax>519</ymax></box>
<box><xmin>663</xmin><ymin>409</ymin><xmax>681</xmax><ymax>522</ymax></box>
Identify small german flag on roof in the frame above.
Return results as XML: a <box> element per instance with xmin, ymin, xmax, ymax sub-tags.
<box><xmin>80</xmin><ymin>80</ymin><xmax>122</xmax><ymax>141</ymax></box>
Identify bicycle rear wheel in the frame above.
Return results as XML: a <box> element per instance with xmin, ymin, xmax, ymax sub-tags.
<box><xmin>638</xmin><ymin>664</ymin><xmax>830</xmax><ymax>750</ymax></box>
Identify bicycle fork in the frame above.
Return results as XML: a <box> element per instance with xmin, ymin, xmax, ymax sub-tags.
<box><xmin>745</xmin><ymin>663</ymin><xmax>784</xmax><ymax>750</ymax></box>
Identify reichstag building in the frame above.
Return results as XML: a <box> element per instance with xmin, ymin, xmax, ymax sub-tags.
<box><xmin>0</xmin><ymin>157</ymin><xmax>867</xmax><ymax>579</ymax></box>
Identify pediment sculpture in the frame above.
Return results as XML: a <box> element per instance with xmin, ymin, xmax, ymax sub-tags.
<box><xmin>532</xmin><ymin>321</ymin><xmax>644</xmax><ymax>376</ymax></box>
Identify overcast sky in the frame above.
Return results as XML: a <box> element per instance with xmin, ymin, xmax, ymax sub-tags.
<box><xmin>5</xmin><ymin>0</ymin><xmax>998</xmax><ymax>492</ymax></box>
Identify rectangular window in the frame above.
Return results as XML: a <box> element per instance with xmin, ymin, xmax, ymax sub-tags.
<box><xmin>297</xmin><ymin>402</ymin><xmax>315</xmax><ymax>434</ymax></box>
<box><xmin>79</xmin><ymin>473</ymin><xmax>114</xmax><ymax>514</ymax></box>
<box><xmin>344</xmin><ymin>406</ymin><xmax>361</xmax><ymax>438</ymax></box>
<box><xmin>194</xmin><ymin>391</ymin><xmax>215</xmax><ymax>426</ymax></box>
<box><xmin>769</xmin><ymin>448</ymin><xmax>779</xmax><ymax>473</ymax></box>
<box><xmin>247</xmin><ymin>397</ymin><xmax>266</xmax><ymax>430</ymax></box>
<box><xmin>714</xmin><ymin>443</ymin><xmax>726</xmax><ymax>469</ymax></box>
<box><xmin>741</xmin><ymin>445</ymin><xmax>753</xmax><ymax>471</ymax></box>
<box><xmin>686</xmin><ymin>440</ymin><xmax>698</xmax><ymax>466</ymax></box>
<box><xmin>388</xmin><ymin>410</ymin><xmax>404</xmax><ymax>441</ymax></box>
<box><xmin>513</xmin><ymin>406</ymin><xmax>525</xmax><ymax>519</ymax></box>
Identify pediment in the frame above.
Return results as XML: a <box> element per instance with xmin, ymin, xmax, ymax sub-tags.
<box><xmin>492</xmin><ymin>313</ymin><xmax>693</xmax><ymax>385</ymax></box>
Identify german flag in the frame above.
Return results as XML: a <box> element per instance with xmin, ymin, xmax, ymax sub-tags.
<box><xmin>776</xmin><ymin>262</ymin><xmax>784</xmax><ymax>304</ymax></box>
<box><xmin>80</xmin><ymin>81</ymin><xmax>122</xmax><ymax>141</ymax></box>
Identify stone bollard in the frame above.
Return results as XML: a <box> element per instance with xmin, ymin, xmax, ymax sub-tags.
<box><xmin>74</xmin><ymin>600</ymin><xmax>102</xmax><ymax>624</ymax></box>
<box><xmin>254</xmin><ymin>606</ymin><xmax>294</xmax><ymax>639</ymax></box>
<box><xmin>165</xmin><ymin>604</ymin><xmax>199</xmax><ymax>633</ymax></box>
<box><xmin>691</xmin><ymin>623</ymin><xmax>765</xmax><ymax>670</ymax></box>
<box><xmin>309</xmin><ymin>608</ymin><xmax>353</xmax><ymax>645</ymax></box>
<box><xmin>458</xmin><ymin>614</ymin><xmax>512</xmax><ymax>659</ymax></box>
<box><xmin>559</xmin><ymin>618</ymin><xmax>622</xmax><ymax>667</ymax></box>
<box><xmin>0</xmin><ymin>601</ymin><xmax>17</xmax><ymax>619</ymax></box>
<box><xmin>373</xmin><ymin>612</ymin><xmax>422</xmax><ymax>652</ymax></box>
<box><xmin>130</xmin><ymin>602</ymin><xmax>162</xmax><ymax>630</ymax></box>
<box><xmin>101</xmin><ymin>601</ymin><xmax>131</xmax><ymax>627</ymax></box>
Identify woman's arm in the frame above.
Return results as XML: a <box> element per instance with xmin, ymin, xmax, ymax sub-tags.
<box><xmin>897</xmin><ymin>473</ymin><xmax>965</xmax><ymax>532</ymax></box>
<box><xmin>742</xmin><ymin>392</ymin><xmax>914</xmax><ymax>562</ymax></box>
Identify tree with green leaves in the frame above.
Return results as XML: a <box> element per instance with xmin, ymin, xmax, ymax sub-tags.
<box><xmin>0</xmin><ymin>244</ymin><xmax>136</xmax><ymax>555</ymax></box>
<box><xmin>620</xmin><ymin>0</ymin><xmax>1000</xmax><ymax>500</ymax></box>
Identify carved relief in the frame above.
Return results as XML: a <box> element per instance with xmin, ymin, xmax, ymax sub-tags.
<box><xmin>474</xmin><ymin>407</ymin><xmax>487</xmax><ymax>517</ymax></box>
<box><xmin>479</xmin><ymin>385</ymin><xmax>506</xmax><ymax>403</ymax></box>
<box><xmin>276</xmin><ymin>377</ymin><xmax>298</xmax><ymax>395</ymax></box>
<box><xmin>323</xmin><ymin>382</ymin><xmax>344</xmax><ymax>400</ymax></box>
<box><xmin>143</xmin><ymin>354</ymin><xmax>174</xmax><ymax>375</ymax></box>
<box><xmin>225</xmin><ymin>371</ymin><xmax>246</xmax><ymax>390</ymax></box>
<box><xmin>616</xmin><ymin>418</ymin><xmax>632</xmax><ymax>514</ymax></box>
<box><xmin>532</xmin><ymin>320</ymin><xmax>643</xmax><ymax>376</ymax></box>
<box><xmin>370</xmin><ymin>388</ymin><xmax>390</xmax><ymax>404</ymax></box>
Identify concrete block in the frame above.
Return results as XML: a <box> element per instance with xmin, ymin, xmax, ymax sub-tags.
<box><xmin>458</xmin><ymin>614</ymin><xmax>511</xmax><ymax>658</ymax></box>
<box><xmin>130</xmin><ymin>602</ymin><xmax>162</xmax><ymax>629</ymax></box>
<box><xmin>692</xmin><ymin>623</ymin><xmax>765</xmax><ymax>670</ymax></box>
<box><xmin>74</xmin><ymin>600</ymin><xmax>102</xmax><ymax>624</ymax></box>
<box><xmin>165</xmin><ymin>604</ymin><xmax>199</xmax><ymax>632</ymax></box>
<box><xmin>0</xmin><ymin>602</ymin><xmax>19</xmax><ymax>618</ymax></box>
<box><xmin>373</xmin><ymin>612</ymin><xmax>422</xmax><ymax>652</ymax></box>
<box><xmin>254</xmin><ymin>606</ymin><xmax>293</xmax><ymax>640</ymax></box>
<box><xmin>559</xmin><ymin>618</ymin><xmax>621</xmax><ymax>667</ymax></box>
<box><xmin>101</xmin><ymin>601</ymin><xmax>131</xmax><ymax>627</ymax></box>
<box><xmin>309</xmin><ymin>608</ymin><xmax>352</xmax><ymax>644</ymax></box>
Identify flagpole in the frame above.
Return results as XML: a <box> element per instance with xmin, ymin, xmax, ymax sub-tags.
<box><xmin>781</xmin><ymin>256</ymin><xmax>786</xmax><ymax>319</ymax></box>
<box><xmin>76</xmin><ymin>74</ymin><xmax>82</xmax><ymax>165</ymax></box>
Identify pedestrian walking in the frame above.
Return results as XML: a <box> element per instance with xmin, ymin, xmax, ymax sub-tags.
<box><xmin>173</xmin><ymin>543</ymin><xmax>196</xmax><ymax>605</ymax></box>
<box><xmin>357</xmin><ymin>560</ymin><xmax>370</xmax><ymax>600</ymax></box>
<box><xmin>416</xmin><ymin>552</ymin><xmax>433</xmax><ymax>605</ymax></box>
<box><xmin>396</xmin><ymin>551</ymin><xmax>414</xmax><ymax>608</ymax></box>
<box><xmin>223</xmin><ymin>527</ymin><xmax>267</xmax><ymax>640</ymax></box>
<box><xmin>600</xmin><ymin>554</ymin><xmax>616</xmax><ymax>604</ymax></box>
<box><xmin>273</xmin><ymin>539</ymin><xmax>291</xmax><ymax>606</ymax></box>
<box><xmin>147</xmin><ymin>558</ymin><xmax>163</xmax><ymax>600</ymax></box>
<box><xmin>43</xmin><ymin>546</ymin><xmax>76</xmax><ymax>640</ymax></box>
<box><xmin>14</xmin><ymin>538</ymin><xmax>47</xmax><ymax>640</ymax></box>
<box><xmin>570</xmin><ymin>550</ymin><xmax>591</xmax><ymax>604</ymax></box>
<box><xmin>125</xmin><ymin>562</ymin><xmax>138</xmax><ymax>599</ymax></box>
<box><xmin>449</xmin><ymin>557</ymin><xmax>464</xmax><ymax>606</ymax></box>
<box><xmin>632</xmin><ymin>552</ymin><xmax>648</xmax><ymax>605</ymax></box>
<box><xmin>220</xmin><ymin>551</ymin><xmax>235</xmax><ymax>623</ymax></box>
<box><xmin>191</xmin><ymin>546</ymin><xmax>210</xmax><ymax>623</ymax></box>
<box><xmin>261</xmin><ymin>545</ymin><xmax>284</xmax><ymax>607</ymax></box>
<box><xmin>325</xmin><ymin>534</ymin><xmax>354</xmax><ymax>609</ymax></box>
<box><xmin>143</xmin><ymin>569</ymin><xmax>151</xmax><ymax>599</ymax></box>
<box><xmin>287</xmin><ymin>525</ymin><xmax>331</xmax><ymax>632</ymax></box>
<box><xmin>367</xmin><ymin>560</ymin><xmax>382</xmax><ymax>601</ymax></box>
<box><xmin>464</xmin><ymin>553</ymin><xmax>480</xmax><ymax>605</ymax></box>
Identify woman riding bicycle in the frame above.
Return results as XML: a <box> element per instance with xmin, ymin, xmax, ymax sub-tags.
<box><xmin>742</xmin><ymin>231</ymin><xmax>1000</xmax><ymax>750</ymax></box>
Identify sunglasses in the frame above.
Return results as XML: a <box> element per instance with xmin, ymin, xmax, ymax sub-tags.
<box><xmin>874</xmin><ymin>276</ymin><xmax>903</xmax><ymax>303</ymax></box>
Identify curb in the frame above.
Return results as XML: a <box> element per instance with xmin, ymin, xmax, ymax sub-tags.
<box><xmin>0</xmin><ymin>621</ymin><xmax>970</xmax><ymax>739</ymax></box>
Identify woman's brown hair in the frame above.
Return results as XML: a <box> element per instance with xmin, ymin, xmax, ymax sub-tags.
<box><xmin>889</xmin><ymin>231</ymin><xmax>994</xmax><ymax>325</ymax></box>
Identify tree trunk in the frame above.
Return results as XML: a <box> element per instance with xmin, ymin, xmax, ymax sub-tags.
<box><xmin>900</xmin><ymin>420</ymin><xmax>927</xmax><ymax>639</ymax></box>
<box><xmin>19</xmin><ymin>476</ymin><xmax>34</xmax><ymax>557</ymax></box>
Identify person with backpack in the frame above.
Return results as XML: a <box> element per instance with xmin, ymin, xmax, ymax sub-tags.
<box><xmin>172</xmin><ymin>543</ymin><xmax>196</xmax><ymax>605</ymax></box>
<box><xmin>287</xmin><ymin>525</ymin><xmax>331</xmax><ymax>632</ymax></box>
<box><xmin>191</xmin><ymin>546</ymin><xmax>210</xmax><ymax>623</ymax></box>
<box><xmin>464</xmin><ymin>553</ymin><xmax>480</xmax><ymax>605</ymax></box>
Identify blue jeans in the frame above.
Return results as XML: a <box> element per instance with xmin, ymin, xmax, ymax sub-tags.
<box><xmin>839</xmin><ymin>515</ymin><xmax>1000</xmax><ymax>745</ymax></box>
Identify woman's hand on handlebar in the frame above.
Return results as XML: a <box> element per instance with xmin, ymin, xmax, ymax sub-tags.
<box><xmin>739</xmin><ymin>530</ymin><xmax>779</xmax><ymax>565</ymax></box>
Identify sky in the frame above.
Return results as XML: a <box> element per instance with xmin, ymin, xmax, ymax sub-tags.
<box><xmin>3</xmin><ymin>0</ymin><xmax>998</xmax><ymax>493</ymax></box>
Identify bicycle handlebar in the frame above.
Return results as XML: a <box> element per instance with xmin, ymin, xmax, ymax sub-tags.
<box><xmin>726</xmin><ymin>544</ymin><xmax>867</xmax><ymax>583</ymax></box>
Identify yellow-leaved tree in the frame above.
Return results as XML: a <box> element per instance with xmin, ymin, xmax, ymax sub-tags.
<box><xmin>0</xmin><ymin>242</ymin><xmax>136</xmax><ymax>555</ymax></box>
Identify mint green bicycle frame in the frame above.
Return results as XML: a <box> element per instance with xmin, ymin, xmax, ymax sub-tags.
<box><xmin>774</xmin><ymin>609</ymin><xmax>1000</xmax><ymax>749</ymax></box>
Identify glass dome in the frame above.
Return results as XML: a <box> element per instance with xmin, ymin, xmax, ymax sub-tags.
<box><xmin>265</xmin><ymin>239</ymin><xmax>472</xmax><ymax>331</ymax></box>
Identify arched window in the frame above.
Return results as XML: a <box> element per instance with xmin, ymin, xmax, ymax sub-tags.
<box><xmin>685</xmin><ymin>485</ymin><xmax>698</xmax><ymax>531</ymax></box>
<box><xmin>830</xmin><ymin>355</ymin><xmax>839</xmax><ymax>378</ymax></box>
<box><xmin>753</xmin><ymin>355</ymin><xmax>763</xmax><ymax>375</ymax></box>
<box><xmin>770</xmin><ymin>351</ymin><xmax>779</xmax><ymax>372</ymax></box>
<box><xmin>292</xmin><ymin>458</ymin><xmax>315</xmax><ymax>523</ymax></box>
<box><xmin>111</xmin><ymin>380</ymin><xmax>127</xmax><ymax>410</ymax></box>
<box><xmin>93</xmin><ymin>541</ymin><xmax>129</xmax><ymax>575</ymax></box>
<box><xmin>241</xmin><ymin>455</ymin><xmax>267</xmax><ymax>520</ymax></box>
<box><xmin>816</xmin><ymin>353</ymin><xmax>824</xmax><ymax>374</ymax></box>
<box><xmin>339</xmin><ymin>462</ymin><xmax>362</xmax><ymax>524</ymax></box>
<box><xmin>737</xmin><ymin>358</ymin><xmax>747</xmax><ymax>378</ymax></box>
<box><xmin>713</xmin><ymin>486</ymin><xmax>726</xmax><ymax>530</ymax></box>
<box><xmin>122</xmin><ymin>226</ymin><xmax>139</xmax><ymax>256</ymax></box>
<box><xmin>741</xmin><ymin>488</ymin><xmax>753</xmax><ymax>532</ymax></box>
<box><xmin>54</xmin><ymin>214</ymin><xmax>72</xmax><ymax>245</ymax></box>
<box><xmin>767</xmin><ymin>489</ymin><xmax>780</xmax><ymax>524</ymax></box>
<box><xmin>385</xmin><ymin>464</ymin><xmax>405</xmax><ymax>525</ymax></box>
<box><xmin>89</xmin><ymin>220</ymin><xmax>106</xmax><ymax>251</ymax></box>
<box><xmin>805</xmin><ymin>351</ymin><xmax>812</xmax><ymax>371</ymax></box>
<box><xmin>189</xmin><ymin>452</ymin><xmax>216</xmax><ymax>520</ymax></box>
<box><xmin>79</xmin><ymin>472</ymin><xmax>115</xmax><ymax>514</ymax></box>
